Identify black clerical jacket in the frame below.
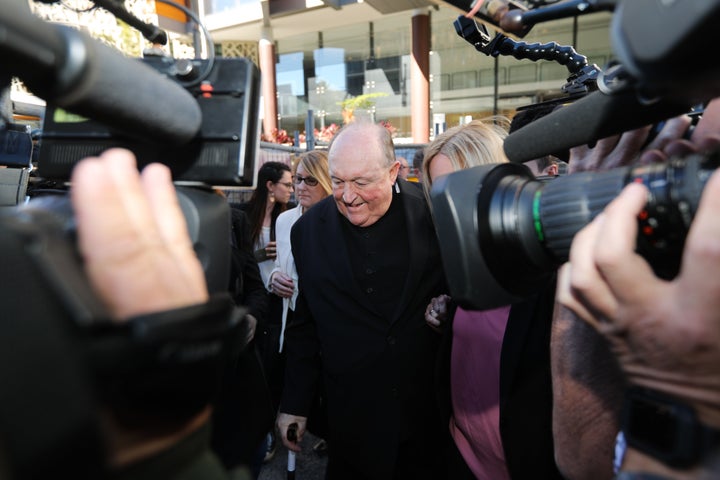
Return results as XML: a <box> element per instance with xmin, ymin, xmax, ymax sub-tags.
<box><xmin>281</xmin><ymin>180</ymin><xmax>447</xmax><ymax>480</ymax></box>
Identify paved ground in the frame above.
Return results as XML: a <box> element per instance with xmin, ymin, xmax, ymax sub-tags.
<box><xmin>232</xmin><ymin>431</ymin><xmax>328</xmax><ymax>480</ymax></box>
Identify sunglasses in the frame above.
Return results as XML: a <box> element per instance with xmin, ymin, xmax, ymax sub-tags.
<box><xmin>294</xmin><ymin>174</ymin><xmax>319</xmax><ymax>187</ymax></box>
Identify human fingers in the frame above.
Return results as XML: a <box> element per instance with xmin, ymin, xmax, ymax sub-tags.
<box><xmin>72</xmin><ymin>149</ymin><xmax>152</xmax><ymax>263</ymax></box>
<box><xmin>275</xmin><ymin>272</ymin><xmax>295</xmax><ymax>288</ymax></box>
<box><xmin>245</xmin><ymin>314</ymin><xmax>257</xmax><ymax>343</ymax></box>
<box><xmin>140</xmin><ymin>163</ymin><xmax>208</xmax><ymax>304</ymax></box>
<box><xmin>589</xmin><ymin>183</ymin><xmax>659</xmax><ymax>320</ymax></box>
<box><xmin>568</xmin><ymin>144</ymin><xmax>591</xmax><ymax>174</ymax></box>
<box><xmin>277</xmin><ymin>414</ymin><xmax>306</xmax><ymax>452</ymax></box>
<box><xmin>425</xmin><ymin>300</ymin><xmax>442</xmax><ymax>331</ymax></box>
<box><xmin>72</xmin><ymin>149</ymin><xmax>178</xmax><ymax>319</ymax></box>
<box><xmin>600</xmin><ymin>126</ymin><xmax>651</xmax><ymax>170</ymax></box>
<box><xmin>691</xmin><ymin>98</ymin><xmax>720</xmax><ymax>146</ymax></box>
<box><xmin>555</xmin><ymin>263</ymin><xmax>598</xmax><ymax>328</ymax></box>
<box><xmin>644</xmin><ymin>115</ymin><xmax>692</xmax><ymax>153</ymax></box>
<box><xmin>565</xmin><ymin>214</ymin><xmax>619</xmax><ymax>326</ymax></box>
<box><xmin>567</xmin><ymin>135</ymin><xmax>621</xmax><ymax>173</ymax></box>
<box><xmin>465</xmin><ymin>0</ymin><xmax>484</xmax><ymax>17</ymax></box>
<box><xmin>677</xmin><ymin>171</ymin><xmax>720</xmax><ymax>306</ymax></box>
<box><xmin>271</xmin><ymin>272</ymin><xmax>294</xmax><ymax>297</ymax></box>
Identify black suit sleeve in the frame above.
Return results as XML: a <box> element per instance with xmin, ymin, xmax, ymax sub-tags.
<box><xmin>279</xmin><ymin>221</ymin><xmax>321</xmax><ymax>417</ymax></box>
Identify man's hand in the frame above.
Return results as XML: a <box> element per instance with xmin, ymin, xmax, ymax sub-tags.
<box><xmin>276</xmin><ymin>413</ymin><xmax>307</xmax><ymax>453</ymax></box>
<box><xmin>70</xmin><ymin>148</ymin><xmax>208</xmax><ymax>320</ymax></box>
<box><xmin>557</xmin><ymin>171</ymin><xmax>720</xmax><ymax>427</ymax></box>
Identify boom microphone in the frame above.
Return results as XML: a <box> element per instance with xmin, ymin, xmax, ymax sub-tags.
<box><xmin>504</xmin><ymin>0</ymin><xmax>720</xmax><ymax>164</ymax></box>
<box><xmin>500</xmin><ymin>0</ymin><xmax>617</xmax><ymax>36</ymax></box>
<box><xmin>0</xmin><ymin>0</ymin><xmax>201</xmax><ymax>146</ymax></box>
<box><xmin>503</xmin><ymin>88</ymin><xmax>691</xmax><ymax>163</ymax></box>
<box><xmin>92</xmin><ymin>0</ymin><xmax>168</xmax><ymax>45</ymax></box>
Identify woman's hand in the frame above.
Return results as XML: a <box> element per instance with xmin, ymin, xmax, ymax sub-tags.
<box><xmin>270</xmin><ymin>271</ymin><xmax>295</xmax><ymax>298</ymax></box>
<box><xmin>424</xmin><ymin>294</ymin><xmax>452</xmax><ymax>332</ymax></box>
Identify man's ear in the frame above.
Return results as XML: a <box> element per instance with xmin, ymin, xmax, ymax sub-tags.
<box><xmin>389</xmin><ymin>161</ymin><xmax>401</xmax><ymax>183</ymax></box>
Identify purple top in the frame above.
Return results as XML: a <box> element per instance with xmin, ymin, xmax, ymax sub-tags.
<box><xmin>449</xmin><ymin>305</ymin><xmax>512</xmax><ymax>480</ymax></box>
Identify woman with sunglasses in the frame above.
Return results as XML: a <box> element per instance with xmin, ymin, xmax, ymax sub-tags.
<box><xmin>268</xmin><ymin>150</ymin><xmax>332</xmax><ymax>350</ymax></box>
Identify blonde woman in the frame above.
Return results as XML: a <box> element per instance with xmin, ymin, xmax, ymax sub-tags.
<box><xmin>268</xmin><ymin>149</ymin><xmax>332</xmax><ymax>351</ymax></box>
<box><xmin>421</xmin><ymin>118</ymin><xmax>509</xmax><ymax>204</ymax></box>
<box><xmin>422</xmin><ymin>118</ymin><xmax>563</xmax><ymax>480</ymax></box>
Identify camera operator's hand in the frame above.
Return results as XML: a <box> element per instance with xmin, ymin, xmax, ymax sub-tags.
<box><xmin>70</xmin><ymin>148</ymin><xmax>208</xmax><ymax>320</ymax></box>
<box><xmin>640</xmin><ymin>98</ymin><xmax>720</xmax><ymax>164</ymax></box>
<box><xmin>557</xmin><ymin>172</ymin><xmax>720</xmax><ymax>429</ymax></box>
<box><xmin>551</xmin><ymin>98</ymin><xmax>720</xmax><ymax>479</ymax></box>
<box><xmin>568</xmin><ymin>115</ymin><xmax>693</xmax><ymax>173</ymax></box>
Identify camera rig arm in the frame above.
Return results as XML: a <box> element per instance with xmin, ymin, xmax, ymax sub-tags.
<box><xmin>34</xmin><ymin>0</ymin><xmax>168</xmax><ymax>45</ymax></box>
<box><xmin>454</xmin><ymin>15</ymin><xmax>600</xmax><ymax>95</ymax></box>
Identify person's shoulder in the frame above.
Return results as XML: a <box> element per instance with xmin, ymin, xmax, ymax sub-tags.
<box><xmin>277</xmin><ymin>204</ymin><xmax>301</xmax><ymax>225</ymax></box>
<box><xmin>231</xmin><ymin>206</ymin><xmax>249</xmax><ymax>219</ymax></box>
<box><xmin>294</xmin><ymin>197</ymin><xmax>333</xmax><ymax>229</ymax></box>
<box><xmin>398</xmin><ymin>179</ymin><xmax>429</xmax><ymax>209</ymax></box>
<box><xmin>278</xmin><ymin>205</ymin><xmax>299</xmax><ymax>220</ymax></box>
<box><xmin>305</xmin><ymin>196</ymin><xmax>335</xmax><ymax>218</ymax></box>
<box><xmin>234</xmin><ymin>202</ymin><xmax>250</xmax><ymax>213</ymax></box>
<box><xmin>398</xmin><ymin>178</ymin><xmax>424</xmax><ymax>197</ymax></box>
<box><xmin>231</xmin><ymin>207</ymin><xmax>249</xmax><ymax>227</ymax></box>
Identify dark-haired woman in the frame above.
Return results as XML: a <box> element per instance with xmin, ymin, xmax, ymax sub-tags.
<box><xmin>238</xmin><ymin>160</ymin><xmax>294</xmax><ymax>463</ymax></box>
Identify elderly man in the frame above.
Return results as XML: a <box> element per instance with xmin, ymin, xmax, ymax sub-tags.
<box><xmin>276</xmin><ymin>122</ymin><xmax>448</xmax><ymax>479</ymax></box>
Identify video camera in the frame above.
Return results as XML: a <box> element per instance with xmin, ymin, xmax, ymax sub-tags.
<box><xmin>0</xmin><ymin>0</ymin><xmax>259</xmax><ymax>477</ymax></box>
<box><xmin>431</xmin><ymin>0</ymin><xmax>720</xmax><ymax>310</ymax></box>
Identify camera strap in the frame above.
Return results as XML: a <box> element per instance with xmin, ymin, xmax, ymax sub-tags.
<box><xmin>84</xmin><ymin>294</ymin><xmax>247</xmax><ymax>424</ymax></box>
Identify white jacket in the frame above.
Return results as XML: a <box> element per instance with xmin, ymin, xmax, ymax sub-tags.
<box><xmin>268</xmin><ymin>204</ymin><xmax>304</xmax><ymax>352</ymax></box>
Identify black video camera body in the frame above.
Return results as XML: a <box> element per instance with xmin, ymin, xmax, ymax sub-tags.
<box><xmin>431</xmin><ymin>152</ymin><xmax>719</xmax><ymax>311</ymax></box>
<box><xmin>38</xmin><ymin>56</ymin><xmax>261</xmax><ymax>188</ymax></box>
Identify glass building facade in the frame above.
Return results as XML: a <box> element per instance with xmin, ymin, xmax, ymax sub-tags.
<box><xmin>271</xmin><ymin>6</ymin><xmax>613</xmax><ymax>140</ymax></box>
<box><xmin>201</xmin><ymin>0</ymin><xmax>614</xmax><ymax>141</ymax></box>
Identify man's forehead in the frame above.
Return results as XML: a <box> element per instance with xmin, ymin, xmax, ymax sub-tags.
<box><xmin>329</xmin><ymin>144</ymin><xmax>384</xmax><ymax>170</ymax></box>
<box><xmin>329</xmin><ymin>154</ymin><xmax>382</xmax><ymax>176</ymax></box>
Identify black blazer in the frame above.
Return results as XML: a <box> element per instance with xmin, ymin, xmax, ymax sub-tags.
<box><xmin>282</xmin><ymin>181</ymin><xmax>448</xmax><ymax>480</ymax></box>
<box><xmin>211</xmin><ymin>207</ymin><xmax>273</xmax><ymax>470</ymax></box>
<box><xmin>436</xmin><ymin>280</ymin><xmax>563</xmax><ymax>479</ymax></box>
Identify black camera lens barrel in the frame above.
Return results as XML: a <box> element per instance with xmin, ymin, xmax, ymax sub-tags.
<box><xmin>430</xmin><ymin>154</ymin><xmax>717</xmax><ymax>311</ymax></box>
<box><xmin>536</xmin><ymin>167</ymin><xmax>628</xmax><ymax>262</ymax></box>
<box><xmin>536</xmin><ymin>156</ymin><xmax>711</xmax><ymax>279</ymax></box>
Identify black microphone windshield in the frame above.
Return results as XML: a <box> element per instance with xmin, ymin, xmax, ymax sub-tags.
<box><xmin>50</xmin><ymin>26</ymin><xmax>201</xmax><ymax>146</ymax></box>
<box><xmin>503</xmin><ymin>90</ymin><xmax>690</xmax><ymax>164</ymax></box>
<box><xmin>0</xmin><ymin>0</ymin><xmax>200</xmax><ymax>146</ymax></box>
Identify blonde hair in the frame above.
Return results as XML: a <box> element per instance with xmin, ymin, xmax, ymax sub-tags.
<box><xmin>422</xmin><ymin>118</ymin><xmax>510</xmax><ymax>202</ymax></box>
<box><xmin>294</xmin><ymin>149</ymin><xmax>332</xmax><ymax>196</ymax></box>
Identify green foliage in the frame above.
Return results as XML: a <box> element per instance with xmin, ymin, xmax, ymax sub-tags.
<box><xmin>338</xmin><ymin>92</ymin><xmax>388</xmax><ymax>111</ymax></box>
